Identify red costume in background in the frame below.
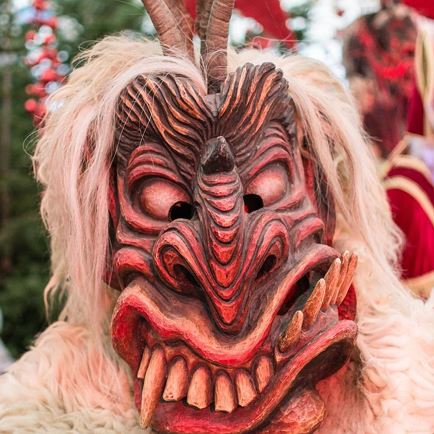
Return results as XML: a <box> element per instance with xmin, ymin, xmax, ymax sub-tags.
<box><xmin>384</xmin><ymin>17</ymin><xmax>434</xmax><ymax>298</ymax></box>
<box><xmin>385</xmin><ymin>155</ymin><xmax>434</xmax><ymax>297</ymax></box>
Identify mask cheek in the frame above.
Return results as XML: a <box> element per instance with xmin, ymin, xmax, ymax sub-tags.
<box><xmin>302</xmin><ymin>157</ymin><xmax>336</xmax><ymax>246</ymax></box>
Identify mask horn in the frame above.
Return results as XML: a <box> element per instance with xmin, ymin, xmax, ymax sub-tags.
<box><xmin>197</xmin><ymin>0</ymin><xmax>235</xmax><ymax>92</ymax></box>
<box><xmin>141</xmin><ymin>0</ymin><xmax>194</xmax><ymax>59</ymax></box>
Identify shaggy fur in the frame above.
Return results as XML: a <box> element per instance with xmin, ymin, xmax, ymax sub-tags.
<box><xmin>1</xmin><ymin>35</ymin><xmax>434</xmax><ymax>433</ymax></box>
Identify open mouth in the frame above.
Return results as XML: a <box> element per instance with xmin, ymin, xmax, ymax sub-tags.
<box><xmin>111</xmin><ymin>246</ymin><xmax>358</xmax><ymax>433</ymax></box>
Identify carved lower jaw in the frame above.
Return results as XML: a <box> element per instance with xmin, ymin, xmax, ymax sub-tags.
<box><xmin>111</xmin><ymin>247</ymin><xmax>358</xmax><ymax>433</ymax></box>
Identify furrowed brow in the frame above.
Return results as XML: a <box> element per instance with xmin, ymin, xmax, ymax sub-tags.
<box><xmin>116</xmin><ymin>75</ymin><xmax>214</xmax><ymax>180</ymax></box>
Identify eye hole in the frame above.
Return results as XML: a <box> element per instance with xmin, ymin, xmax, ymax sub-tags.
<box><xmin>169</xmin><ymin>201</ymin><xmax>194</xmax><ymax>221</ymax></box>
<box><xmin>244</xmin><ymin>194</ymin><xmax>264</xmax><ymax>213</ymax></box>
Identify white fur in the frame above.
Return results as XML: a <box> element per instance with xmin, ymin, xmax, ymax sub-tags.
<box><xmin>1</xmin><ymin>35</ymin><xmax>434</xmax><ymax>433</ymax></box>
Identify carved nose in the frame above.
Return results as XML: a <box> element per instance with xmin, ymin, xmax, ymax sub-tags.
<box><xmin>153</xmin><ymin>137</ymin><xmax>290</xmax><ymax>332</ymax></box>
<box><xmin>197</xmin><ymin>137</ymin><xmax>244</xmax><ymax>293</ymax></box>
<box><xmin>201</xmin><ymin>136</ymin><xmax>235</xmax><ymax>174</ymax></box>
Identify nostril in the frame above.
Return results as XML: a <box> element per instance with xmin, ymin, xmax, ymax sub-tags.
<box><xmin>173</xmin><ymin>264</ymin><xmax>207</xmax><ymax>304</ymax></box>
<box><xmin>169</xmin><ymin>202</ymin><xmax>194</xmax><ymax>221</ymax></box>
<box><xmin>174</xmin><ymin>264</ymin><xmax>198</xmax><ymax>287</ymax></box>
<box><xmin>243</xmin><ymin>194</ymin><xmax>264</xmax><ymax>213</ymax></box>
<box><xmin>256</xmin><ymin>255</ymin><xmax>277</xmax><ymax>281</ymax></box>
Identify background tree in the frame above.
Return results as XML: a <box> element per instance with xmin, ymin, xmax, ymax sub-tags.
<box><xmin>0</xmin><ymin>0</ymin><xmax>50</xmax><ymax>358</ymax></box>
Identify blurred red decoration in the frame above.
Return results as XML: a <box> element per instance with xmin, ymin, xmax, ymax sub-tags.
<box><xmin>24</xmin><ymin>0</ymin><xmax>66</xmax><ymax>127</ymax></box>
<box><xmin>403</xmin><ymin>0</ymin><xmax>434</xmax><ymax>19</ymax></box>
<box><xmin>184</xmin><ymin>0</ymin><xmax>295</xmax><ymax>48</ymax></box>
<box><xmin>24</xmin><ymin>99</ymin><xmax>37</xmax><ymax>112</ymax></box>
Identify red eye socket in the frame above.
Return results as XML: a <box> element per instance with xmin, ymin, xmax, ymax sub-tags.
<box><xmin>246</xmin><ymin>164</ymin><xmax>289</xmax><ymax>206</ymax></box>
<box><xmin>139</xmin><ymin>178</ymin><xmax>191</xmax><ymax>221</ymax></box>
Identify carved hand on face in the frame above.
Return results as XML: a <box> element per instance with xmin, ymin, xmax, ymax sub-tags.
<box><xmin>110</xmin><ymin>63</ymin><xmax>358</xmax><ymax>434</ymax></box>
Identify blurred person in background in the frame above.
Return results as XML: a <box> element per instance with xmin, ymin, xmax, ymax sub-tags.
<box><xmin>383</xmin><ymin>16</ymin><xmax>434</xmax><ymax>298</ymax></box>
<box><xmin>343</xmin><ymin>0</ymin><xmax>434</xmax><ymax>299</ymax></box>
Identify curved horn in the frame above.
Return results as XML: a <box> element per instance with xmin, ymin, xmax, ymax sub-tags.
<box><xmin>200</xmin><ymin>0</ymin><xmax>235</xmax><ymax>92</ymax></box>
<box><xmin>142</xmin><ymin>0</ymin><xmax>193</xmax><ymax>58</ymax></box>
<box><xmin>196</xmin><ymin>0</ymin><xmax>214</xmax><ymax>43</ymax></box>
<box><xmin>164</xmin><ymin>0</ymin><xmax>194</xmax><ymax>57</ymax></box>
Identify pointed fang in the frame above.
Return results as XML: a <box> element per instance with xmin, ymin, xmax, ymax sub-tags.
<box><xmin>334</xmin><ymin>251</ymin><xmax>350</xmax><ymax>304</ymax></box>
<box><xmin>322</xmin><ymin>258</ymin><xmax>341</xmax><ymax>310</ymax></box>
<box><xmin>335</xmin><ymin>253</ymin><xmax>358</xmax><ymax>306</ymax></box>
<box><xmin>137</xmin><ymin>346</ymin><xmax>151</xmax><ymax>379</ymax></box>
<box><xmin>278</xmin><ymin>310</ymin><xmax>303</xmax><ymax>353</ymax></box>
<box><xmin>303</xmin><ymin>279</ymin><xmax>326</xmax><ymax>329</ymax></box>
<box><xmin>140</xmin><ymin>346</ymin><xmax>166</xmax><ymax>428</ymax></box>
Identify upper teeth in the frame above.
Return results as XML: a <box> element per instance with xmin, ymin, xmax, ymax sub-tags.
<box><xmin>215</xmin><ymin>371</ymin><xmax>237</xmax><ymax>413</ymax></box>
<box><xmin>187</xmin><ymin>365</ymin><xmax>213</xmax><ymax>409</ymax></box>
<box><xmin>138</xmin><ymin>251</ymin><xmax>357</xmax><ymax>428</ymax></box>
<box><xmin>235</xmin><ymin>370</ymin><xmax>257</xmax><ymax>407</ymax></box>
<box><xmin>163</xmin><ymin>356</ymin><xmax>189</xmax><ymax>402</ymax></box>
<box><xmin>138</xmin><ymin>345</ymin><xmax>273</xmax><ymax>428</ymax></box>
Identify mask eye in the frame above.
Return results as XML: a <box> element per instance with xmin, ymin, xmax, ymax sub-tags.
<box><xmin>139</xmin><ymin>178</ymin><xmax>192</xmax><ymax>221</ymax></box>
<box><xmin>246</xmin><ymin>164</ymin><xmax>289</xmax><ymax>207</ymax></box>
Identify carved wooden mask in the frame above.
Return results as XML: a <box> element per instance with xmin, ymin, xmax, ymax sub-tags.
<box><xmin>109</xmin><ymin>2</ymin><xmax>358</xmax><ymax>433</ymax></box>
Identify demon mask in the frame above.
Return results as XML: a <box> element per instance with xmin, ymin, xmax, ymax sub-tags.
<box><xmin>110</xmin><ymin>1</ymin><xmax>358</xmax><ymax>433</ymax></box>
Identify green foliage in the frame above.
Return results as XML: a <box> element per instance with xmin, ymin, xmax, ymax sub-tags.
<box><xmin>55</xmin><ymin>0</ymin><xmax>147</xmax><ymax>60</ymax></box>
<box><xmin>0</xmin><ymin>59</ymin><xmax>49</xmax><ymax>358</ymax></box>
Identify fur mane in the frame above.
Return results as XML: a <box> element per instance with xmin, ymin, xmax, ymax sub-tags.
<box><xmin>1</xmin><ymin>34</ymin><xmax>433</xmax><ymax>433</ymax></box>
